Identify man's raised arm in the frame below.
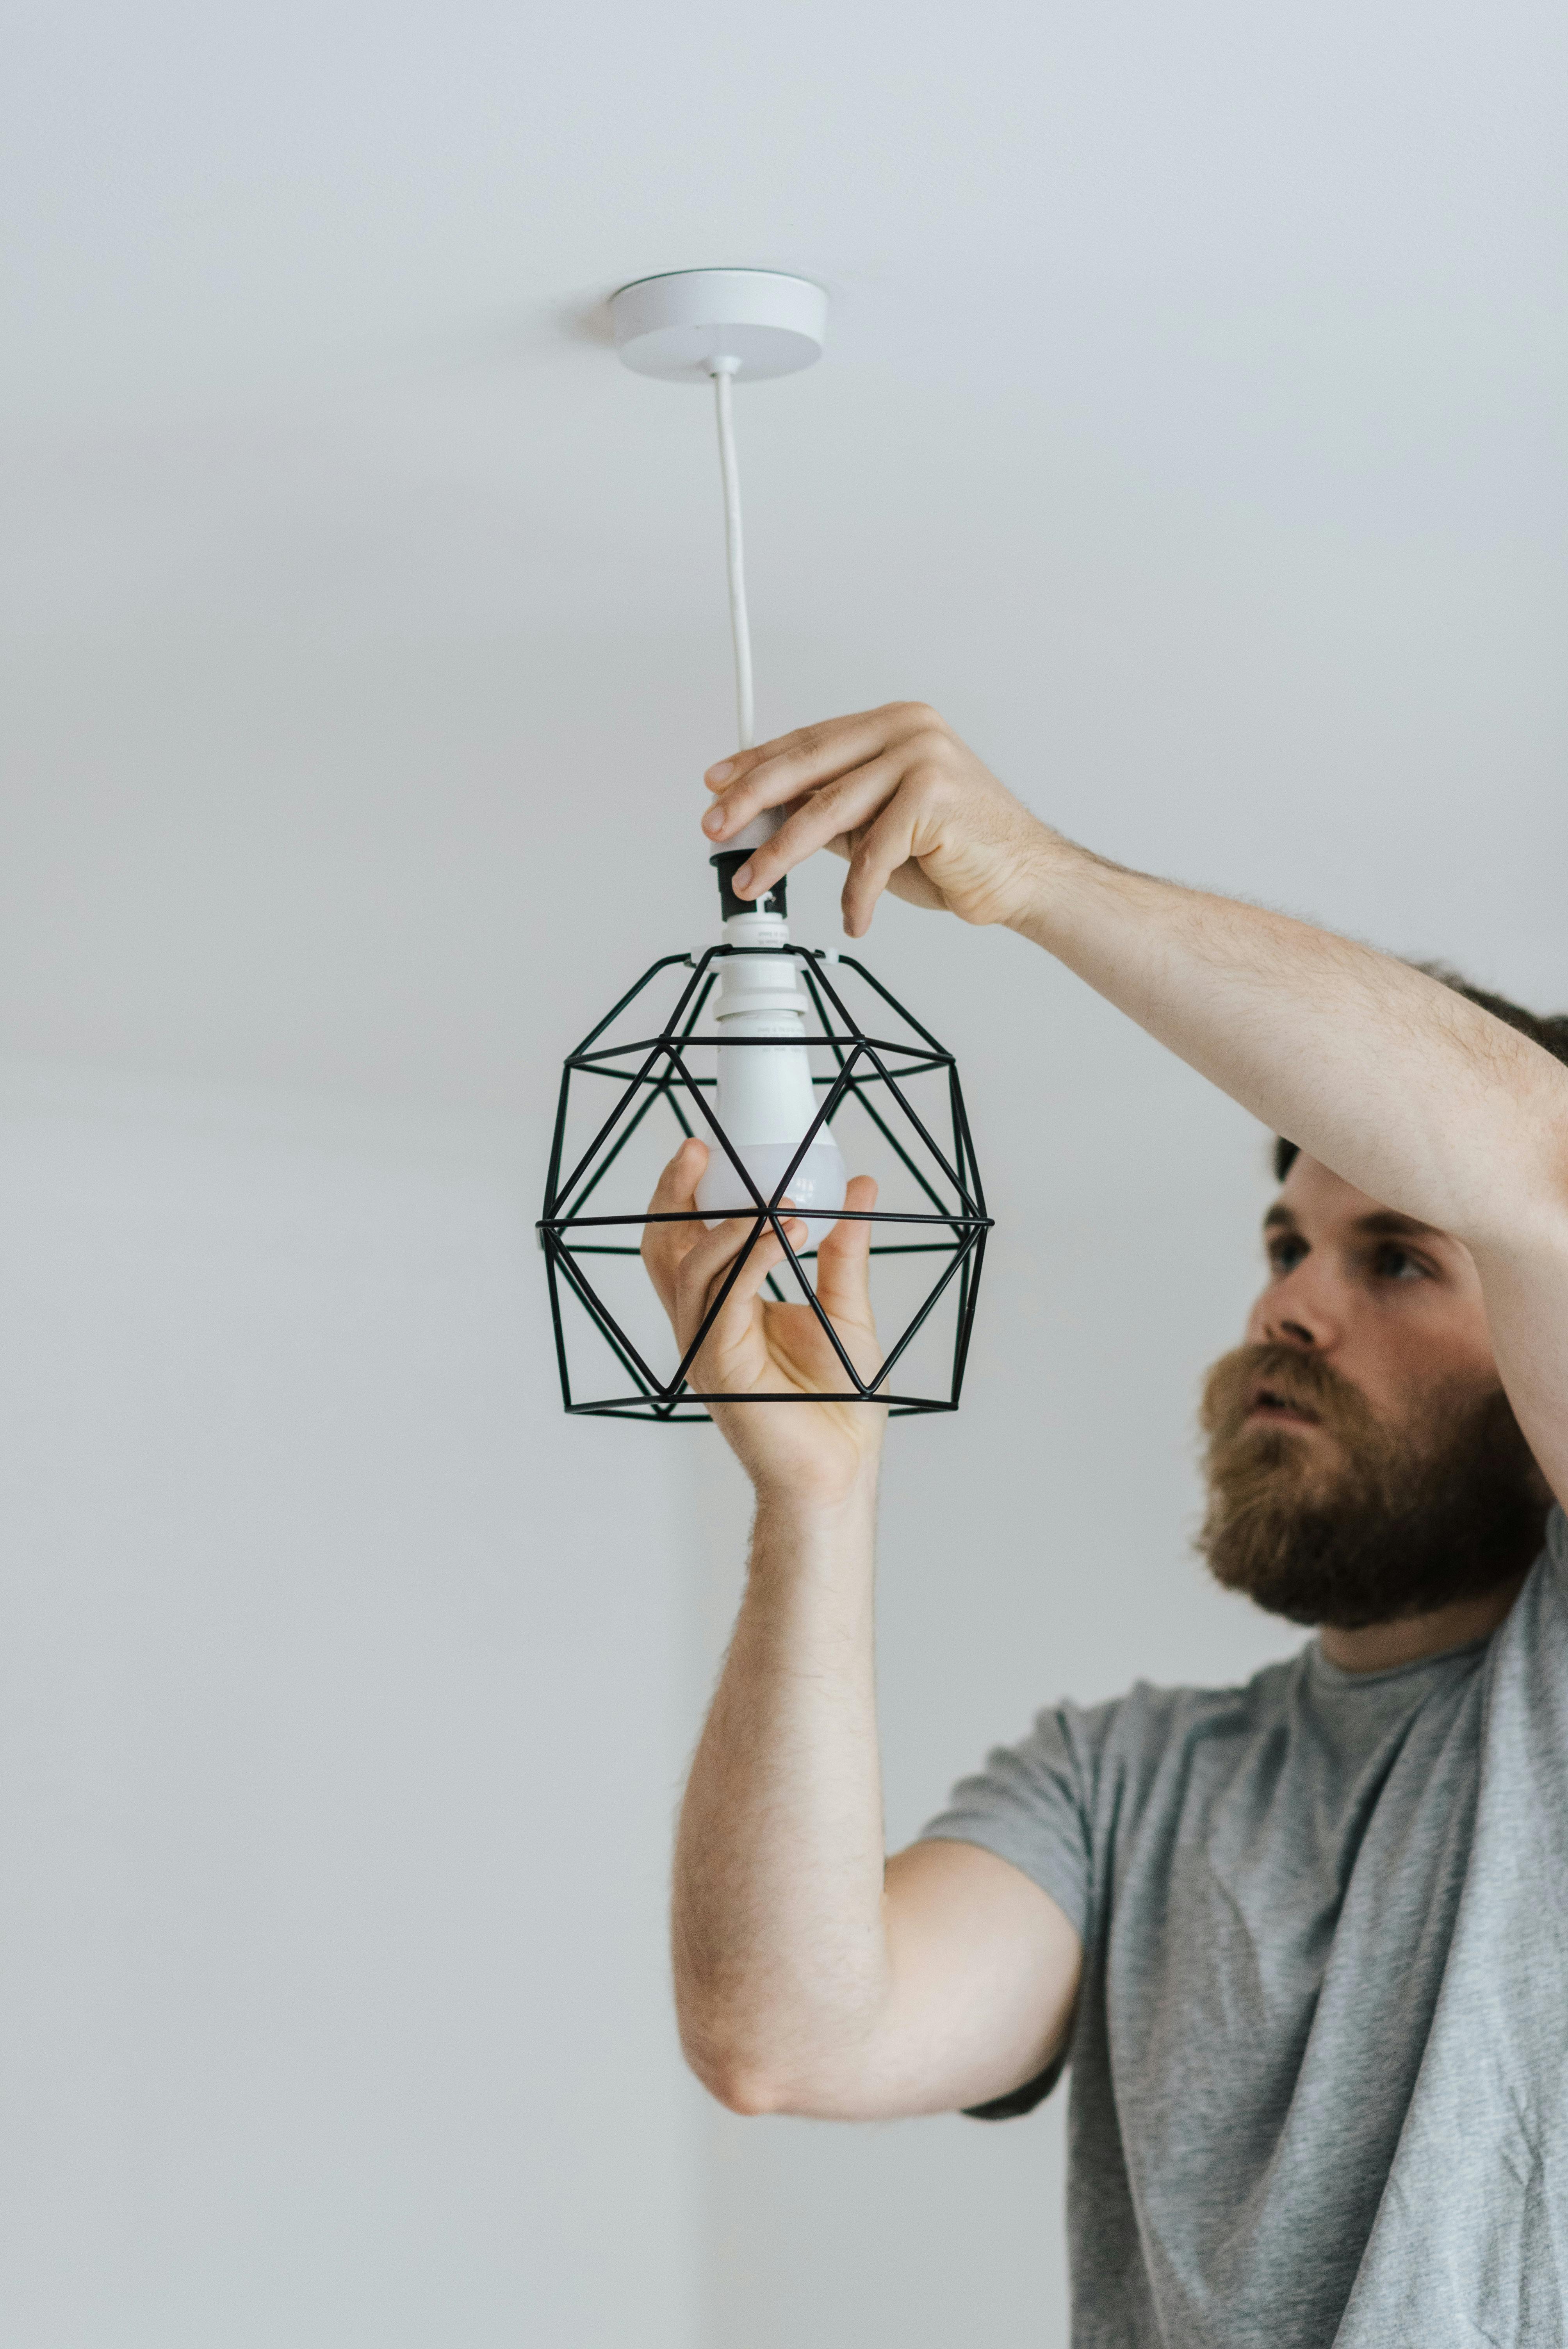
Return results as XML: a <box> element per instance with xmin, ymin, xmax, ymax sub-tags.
<box><xmin>643</xmin><ymin>1140</ymin><xmax>1081</xmax><ymax>2119</ymax></box>
<box><xmin>701</xmin><ymin>704</ymin><xmax>1568</xmax><ymax>1505</ymax></box>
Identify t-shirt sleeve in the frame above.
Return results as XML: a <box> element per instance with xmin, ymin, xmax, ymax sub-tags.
<box><xmin>916</xmin><ymin>1701</ymin><xmax>1108</xmax><ymax>2121</ymax></box>
<box><xmin>917</xmin><ymin>1701</ymin><xmax>1099</xmax><ymax>1943</ymax></box>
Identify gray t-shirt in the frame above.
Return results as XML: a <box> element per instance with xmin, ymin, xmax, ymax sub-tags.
<box><xmin>920</xmin><ymin>1503</ymin><xmax>1568</xmax><ymax>2348</ymax></box>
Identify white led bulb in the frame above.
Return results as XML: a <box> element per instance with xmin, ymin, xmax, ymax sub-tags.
<box><xmin>695</xmin><ymin>909</ymin><xmax>847</xmax><ymax>1247</ymax></box>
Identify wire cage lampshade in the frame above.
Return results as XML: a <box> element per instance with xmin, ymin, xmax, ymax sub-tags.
<box><xmin>538</xmin><ymin>937</ymin><xmax>990</xmax><ymax>1421</ymax></box>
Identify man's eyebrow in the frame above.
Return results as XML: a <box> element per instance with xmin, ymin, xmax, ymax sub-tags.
<box><xmin>1262</xmin><ymin>1201</ymin><xmax>1446</xmax><ymax>1242</ymax></box>
<box><xmin>1352</xmin><ymin>1209</ymin><xmax>1444</xmax><ymax>1242</ymax></box>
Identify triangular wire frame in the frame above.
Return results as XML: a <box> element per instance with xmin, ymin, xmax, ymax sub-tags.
<box><xmin>539</xmin><ymin>943</ymin><xmax>991</xmax><ymax>1420</ymax></box>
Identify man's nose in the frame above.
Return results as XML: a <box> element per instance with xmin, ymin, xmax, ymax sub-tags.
<box><xmin>1245</xmin><ymin>1270</ymin><xmax>1342</xmax><ymax>1355</ymax></box>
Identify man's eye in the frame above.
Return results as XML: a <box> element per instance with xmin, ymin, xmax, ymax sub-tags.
<box><xmin>1268</xmin><ymin>1239</ymin><xmax>1307</xmax><ymax>1275</ymax></box>
<box><xmin>1374</xmin><ymin>1243</ymin><xmax>1427</xmax><ymax>1282</ymax></box>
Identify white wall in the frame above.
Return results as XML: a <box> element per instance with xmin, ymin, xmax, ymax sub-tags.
<box><xmin>0</xmin><ymin>1064</ymin><xmax>698</xmax><ymax>2346</ymax></box>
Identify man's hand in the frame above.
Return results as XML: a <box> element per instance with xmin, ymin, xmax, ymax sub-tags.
<box><xmin>700</xmin><ymin>701</ymin><xmax>1053</xmax><ymax>938</ymax></box>
<box><xmin>641</xmin><ymin>1137</ymin><xmax>885</xmax><ymax>1503</ymax></box>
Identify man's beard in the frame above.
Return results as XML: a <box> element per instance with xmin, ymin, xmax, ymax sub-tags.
<box><xmin>1197</xmin><ymin>1343</ymin><xmax>1549</xmax><ymax>1631</ymax></box>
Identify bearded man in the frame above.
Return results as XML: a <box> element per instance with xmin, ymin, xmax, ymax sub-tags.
<box><xmin>643</xmin><ymin>704</ymin><xmax>1568</xmax><ymax>2349</ymax></box>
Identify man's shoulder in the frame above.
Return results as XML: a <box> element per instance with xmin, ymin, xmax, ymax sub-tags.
<box><xmin>1041</xmin><ymin>1651</ymin><xmax>1304</xmax><ymax>1783</ymax></box>
<box><xmin>1106</xmin><ymin>1650</ymin><xmax>1301</xmax><ymax>1733</ymax></box>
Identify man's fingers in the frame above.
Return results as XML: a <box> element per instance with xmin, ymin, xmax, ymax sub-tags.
<box><xmin>677</xmin><ymin>1210</ymin><xmax>806</xmax><ymax>1360</ymax></box>
<box><xmin>640</xmin><ymin>1137</ymin><xmax>708</xmax><ymax>1312</ymax></box>
<box><xmin>814</xmin><ymin>1176</ymin><xmax>878</xmax><ymax>1326</ymax></box>
<box><xmin>723</xmin><ymin>754</ymin><xmax>907</xmax><ymax>907</ymax></box>
<box><xmin>702</xmin><ymin>709</ymin><xmax>894</xmax><ymax>824</ymax></box>
<box><xmin>675</xmin><ymin>1207</ymin><xmax>778</xmax><ymax>1303</ymax></box>
<box><xmin>701</xmin><ymin>712</ymin><xmax>914</xmax><ymax>872</ymax></box>
<box><xmin>647</xmin><ymin>1135</ymin><xmax>705</xmax><ymax>1210</ymax></box>
<box><xmin>840</xmin><ymin>800</ymin><xmax>919</xmax><ymax>937</ymax></box>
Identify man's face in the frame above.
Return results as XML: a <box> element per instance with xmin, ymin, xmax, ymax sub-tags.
<box><xmin>1198</xmin><ymin>1154</ymin><xmax>1548</xmax><ymax>1628</ymax></box>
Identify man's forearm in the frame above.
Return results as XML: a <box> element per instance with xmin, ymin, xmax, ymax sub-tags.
<box><xmin>1011</xmin><ymin>834</ymin><xmax>1568</xmax><ymax>1248</ymax></box>
<box><xmin>671</xmin><ymin>1477</ymin><xmax>889</xmax><ymax>2111</ymax></box>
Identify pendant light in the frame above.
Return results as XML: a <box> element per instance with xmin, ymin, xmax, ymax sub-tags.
<box><xmin>537</xmin><ymin>270</ymin><xmax>991</xmax><ymax>1420</ymax></box>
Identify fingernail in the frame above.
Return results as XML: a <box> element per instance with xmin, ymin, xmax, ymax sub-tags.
<box><xmin>734</xmin><ymin>865</ymin><xmax>752</xmax><ymax>893</ymax></box>
<box><xmin>707</xmin><ymin>760</ymin><xmax>734</xmax><ymax>783</ymax></box>
<box><xmin>702</xmin><ymin>807</ymin><xmax>723</xmax><ymax>834</ymax></box>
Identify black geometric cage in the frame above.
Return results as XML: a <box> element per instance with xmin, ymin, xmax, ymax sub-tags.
<box><xmin>537</xmin><ymin>943</ymin><xmax>992</xmax><ymax>1421</ymax></box>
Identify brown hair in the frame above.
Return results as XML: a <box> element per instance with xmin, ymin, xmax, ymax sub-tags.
<box><xmin>1273</xmin><ymin>966</ymin><xmax>1568</xmax><ymax>1184</ymax></box>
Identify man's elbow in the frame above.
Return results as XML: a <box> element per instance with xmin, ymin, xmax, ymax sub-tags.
<box><xmin>676</xmin><ymin>1991</ymin><xmax>843</xmax><ymax>2114</ymax></box>
<box><xmin>691</xmin><ymin>2053</ymin><xmax>786</xmax><ymax>2116</ymax></box>
<box><xmin>679</xmin><ymin>2021</ymin><xmax>789</xmax><ymax>2116</ymax></box>
<box><xmin>680</xmin><ymin>2024</ymin><xmax>884</xmax><ymax>2120</ymax></box>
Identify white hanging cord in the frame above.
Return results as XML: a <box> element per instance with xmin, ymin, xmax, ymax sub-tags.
<box><xmin>709</xmin><ymin>359</ymin><xmax>755</xmax><ymax>753</ymax></box>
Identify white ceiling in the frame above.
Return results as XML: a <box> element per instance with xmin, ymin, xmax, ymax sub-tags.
<box><xmin>1</xmin><ymin>0</ymin><xmax>1564</xmax><ymax>1112</ymax></box>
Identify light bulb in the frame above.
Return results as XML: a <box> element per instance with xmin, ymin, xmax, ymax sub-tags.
<box><xmin>695</xmin><ymin>908</ymin><xmax>847</xmax><ymax>1247</ymax></box>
